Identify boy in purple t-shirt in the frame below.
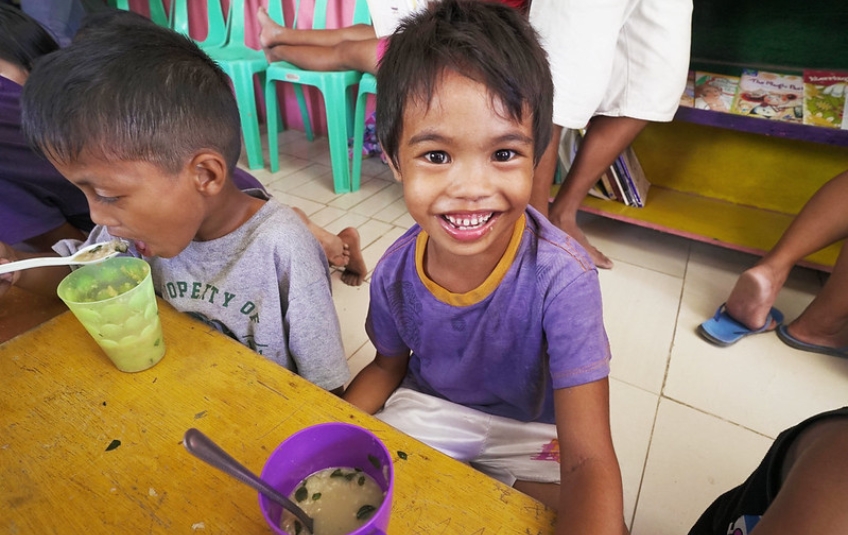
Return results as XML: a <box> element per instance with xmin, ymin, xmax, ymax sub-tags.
<box><xmin>343</xmin><ymin>2</ymin><xmax>627</xmax><ymax>534</ymax></box>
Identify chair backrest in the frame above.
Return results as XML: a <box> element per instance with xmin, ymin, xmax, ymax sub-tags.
<box><xmin>227</xmin><ymin>0</ymin><xmax>254</xmax><ymax>46</ymax></box>
<box><xmin>288</xmin><ymin>0</ymin><xmax>371</xmax><ymax>31</ymax></box>
<box><xmin>108</xmin><ymin>0</ymin><xmax>169</xmax><ymax>28</ymax></box>
<box><xmin>170</xmin><ymin>0</ymin><xmax>229</xmax><ymax>48</ymax></box>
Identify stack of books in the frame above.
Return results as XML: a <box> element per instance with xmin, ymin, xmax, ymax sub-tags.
<box><xmin>561</xmin><ymin>129</ymin><xmax>650</xmax><ymax>208</ymax></box>
<box><xmin>679</xmin><ymin>68</ymin><xmax>848</xmax><ymax>130</ymax></box>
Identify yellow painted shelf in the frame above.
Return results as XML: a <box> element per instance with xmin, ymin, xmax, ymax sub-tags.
<box><xmin>574</xmin><ymin>186</ymin><xmax>840</xmax><ymax>271</ymax></box>
<box><xmin>564</xmin><ymin>120</ymin><xmax>848</xmax><ymax>272</ymax></box>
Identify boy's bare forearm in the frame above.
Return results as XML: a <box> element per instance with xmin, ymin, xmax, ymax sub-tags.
<box><xmin>553</xmin><ymin>380</ymin><xmax>628</xmax><ymax>535</ymax></box>
<box><xmin>343</xmin><ymin>354</ymin><xmax>407</xmax><ymax>414</ymax></box>
<box><xmin>557</xmin><ymin>459</ymin><xmax>629</xmax><ymax>535</ymax></box>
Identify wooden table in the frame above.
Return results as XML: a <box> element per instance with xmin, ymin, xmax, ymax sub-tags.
<box><xmin>1</xmin><ymin>300</ymin><xmax>556</xmax><ymax>534</ymax></box>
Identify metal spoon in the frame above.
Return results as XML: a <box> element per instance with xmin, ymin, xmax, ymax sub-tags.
<box><xmin>0</xmin><ymin>240</ymin><xmax>128</xmax><ymax>275</ymax></box>
<box><xmin>182</xmin><ymin>428</ymin><xmax>314</xmax><ymax>533</ymax></box>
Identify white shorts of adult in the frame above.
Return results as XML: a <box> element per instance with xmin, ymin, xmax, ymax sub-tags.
<box><xmin>529</xmin><ymin>0</ymin><xmax>693</xmax><ymax>128</ymax></box>
<box><xmin>376</xmin><ymin>387</ymin><xmax>561</xmax><ymax>486</ymax></box>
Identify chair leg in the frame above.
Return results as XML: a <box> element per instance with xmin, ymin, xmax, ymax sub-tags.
<box><xmin>230</xmin><ymin>65</ymin><xmax>264</xmax><ymax>170</ymax></box>
<box><xmin>265</xmin><ymin>79</ymin><xmax>281</xmax><ymax>173</ymax></box>
<box><xmin>324</xmin><ymin>88</ymin><xmax>353</xmax><ymax>194</ymax></box>
<box><xmin>351</xmin><ymin>90</ymin><xmax>370</xmax><ymax>193</ymax></box>
<box><xmin>293</xmin><ymin>85</ymin><xmax>314</xmax><ymax>142</ymax></box>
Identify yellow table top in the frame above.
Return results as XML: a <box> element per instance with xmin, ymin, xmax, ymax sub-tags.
<box><xmin>1</xmin><ymin>300</ymin><xmax>556</xmax><ymax>534</ymax></box>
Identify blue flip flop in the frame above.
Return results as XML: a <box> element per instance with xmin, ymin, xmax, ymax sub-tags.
<box><xmin>776</xmin><ymin>324</ymin><xmax>848</xmax><ymax>359</ymax></box>
<box><xmin>698</xmin><ymin>304</ymin><xmax>784</xmax><ymax>347</ymax></box>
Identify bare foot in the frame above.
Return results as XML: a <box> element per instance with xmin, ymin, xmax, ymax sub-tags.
<box><xmin>554</xmin><ymin>217</ymin><xmax>613</xmax><ymax>269</ymax></box>
<box><xmin>325</xmin><ymin>241</ymin><xmax>350</xmax><ymax>269</ymax></box>
<box><xmin>783</xmin><ymin>318</ymin><xmax>848</xmax><ymax>351</ymax></box>
<box><xmin>337</xmin><ymin>227</ymin><xmax>366</xmax><ymax>286</ymax></box>
<box><xmin>257</xmin><ymin>6</ymin><xmax>288</xmax><ymax>50</ymax></box>
<box><xmin>725</xmin><ymin>264</ymin><xmax>786</xmax><ymax>331</ymax></box>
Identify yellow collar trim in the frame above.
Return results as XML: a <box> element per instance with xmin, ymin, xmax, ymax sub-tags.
<box><xmin>415</xmin><ymin>213</ymin><xmax>526</xmax><ymax>306</ymax></box>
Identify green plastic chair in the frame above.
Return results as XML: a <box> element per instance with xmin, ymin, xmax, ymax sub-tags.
<box><xmin>108</xmin><ymin>0</ymin><xmax>169</xmax><ymax>27</ymax></box>
<box><xmin>202</xmin><ymin>0</ymin><xmax>271</xmax><ymax>170</ymax></box>
<box><xmin>169</xmin><ymin>0</ymin><xmax>229</xmax><ymax>50</ymax></box>
<box><xmin>264</xmin><ymin>0</ymin><xmax>372</xmax><ymax>193</ymax></box>
<box><xmin>350</xmin><ymin>72</ymin><xmax>377</xmax><ymax>192</ymax></box>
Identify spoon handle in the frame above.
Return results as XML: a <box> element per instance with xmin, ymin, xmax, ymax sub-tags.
<box><xmin>183</xmin><ymin>428</ymin><xmax>314</xmax><ymax>533</ymax></box>
<box><xmin>0</xmin><ymin>256</ymin><xmax>76</xmax><ymax>275</ymax></box>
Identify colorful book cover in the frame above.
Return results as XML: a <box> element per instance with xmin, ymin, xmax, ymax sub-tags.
<box><xmin>620</xmin><ymin>146</ymin><xmax>650</xmax><ymax>207</ymax></box>
<box><xmin>803</xmin><ymin>69</ymin><xmax>848</xmax><ymax>129</ymax></box>
<box><xmin>694</xmin><ymin>71</ymin><xmax>739</xmax><ymax>113</ymax></box>
<box><xmin>679</xmin><ymin>70</ymin><xmax>695</xmax><ymax>108</ymax></box>
<box><xmin>731</xmin><ymin>69</ymin><xmax>804</xmax><ymax>123</ymax></box>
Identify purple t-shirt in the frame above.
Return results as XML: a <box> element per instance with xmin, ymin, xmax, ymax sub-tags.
<box><xmin>0</xmin><ymin>76</ymin><xmax>92</xmax><ymax>244</ymax></box>
<box><xmin>366</xmin><ymin>207</ymin><xmax>611</xmax><ymax>424</ymax></box>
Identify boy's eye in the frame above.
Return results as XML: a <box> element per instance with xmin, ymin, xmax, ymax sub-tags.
<box><xmin>424</xmin><ymin>151</ymin><xmax>450</xmax><ymax>164</ymax></box>
<box><xmin>94</xmin><ymin>193</ymin><xmax>120</xmax><ymax>204</ymax></box>
<box><xmin>493</xmin><ymin>149</ymin><xmax>516</xmax><ymax>162</ymax></box>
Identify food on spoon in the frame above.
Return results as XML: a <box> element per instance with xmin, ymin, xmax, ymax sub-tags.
<box><xmin>280</xmin><ymin>467</ymin><xmax>385</xmax><ymax>535</ymax></box>
<box><xmin>73</xmin><ymin>240</ymin><xmax>129</xmax><ymax>262</ymax></box>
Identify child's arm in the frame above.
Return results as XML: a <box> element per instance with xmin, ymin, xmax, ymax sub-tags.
<box><xmin>0</xmin><ymin>242</ymin><xmax>70</xmax><ymax>298</ymax></box>
<box><xmin>554</xmin><ymin>377</ymin><xmax>628</xmax><ymax>535</ymax></box>
<box><xmin>343</xmin><ymin>351</ymin><xmax>409</xmax><ymax>414</ymax></box>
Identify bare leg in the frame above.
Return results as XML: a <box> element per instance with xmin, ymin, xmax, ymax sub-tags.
<box><xmin>530</xmin><ymin>123</ymin><xmax>561</xmax><ymax>220</ymax></box>
<box><xmin>725</xmin><ymin>169</ymin><xmax>848</xmax><ymax>337</ymax></box>
<box><xmin>749</xmin><ymin>416</ymin><xmax>848</xmax><ymax>535</ymax></box>
<box><xmin>258</xmin><ymin>6</ymin><xmax>378</xmax><ymax>73</ymax></box>
<box><xmin>544</xmin><ymin>116</ymin><xmax>647</xmax><ymax>269</ymax></box>
<box><xmin>257</xmin><ymin>7</ymin><xmax>376</xmax><ymax>49</ymax></box>
<box><xmin>291</xmin><ymin>207</ymin><xmax>367</xmax><ymax>287</ymax></box>
<box><xmin>264</xmin><ymin>38</ymin><xmax>379</xmax><ymax>74</ymax></box>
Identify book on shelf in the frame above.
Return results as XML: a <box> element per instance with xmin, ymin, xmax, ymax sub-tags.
<box><xmin>620</xmin><ymin>146</ymin><xmax>650</xmax><ymax>207</ymax></box>
<box><xmin>560</xmin><ymin>129</ymin><xmax>649</xmax><ymax>207</ymax></box>
<box><xmin>730</xmin><ymin>69</ymin><xmax>804</xmax><ymax>123</ymax></box>
<box><xmin>694</xmin><ymin>71</ymin><xmax>739</xmax><ymax>113</ymax></box>
<box><xmin>679</xmin><ymin>70</ymin><xmax>695</xmax><ymax>108</ymax></box>
<box><xmin>803</xmin><ymin>69</ymin><xmax>848</xmax><ymax>129</ymax></box>
<box><xmin>366</xmin><ymin>0</ymin><xmax>430</xmax><ymax>37</ymax></box>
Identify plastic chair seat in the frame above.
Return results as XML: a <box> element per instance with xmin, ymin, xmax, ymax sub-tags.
<box><xmin>264</xmin><ymin>0</ymin><xmax>372</xmax><ymax>194</ymax></box>
<box><xmin>265</xmin><ymin>62</ymin><xmax>363</xmax><ymax>193</ymax></box>
<box><xmin>200</xmin><ymin>0</ymin><xmax>271</xmax><ymax>170</ymax></box>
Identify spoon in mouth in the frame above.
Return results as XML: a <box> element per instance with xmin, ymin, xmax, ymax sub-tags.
<box><xmin>0</xmin><ymin>240</ymin><xmax>129</xmax><ymax>275</ymax></box>
<box><xmin>183</xmin><ymin>428</ymin><xmax>314</xmax><ymax>533</ymax></box>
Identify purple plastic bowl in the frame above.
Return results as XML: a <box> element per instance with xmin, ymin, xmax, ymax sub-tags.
<box><xmin>259</xmin><ymin>422</ymin><xmax>394</xmax><ymax>535</ymax></box>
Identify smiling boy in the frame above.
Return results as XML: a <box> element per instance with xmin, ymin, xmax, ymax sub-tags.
<box><xmin>342</xmin><ymin>1</ymin><xmax>627</xmax><ymax>534</ymax></box>
<box><xmin>0</xmin><ymin>18</ymin><xmax>349</xmax><ymax>393</ymax></box>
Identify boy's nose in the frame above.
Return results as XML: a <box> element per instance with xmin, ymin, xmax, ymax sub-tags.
<box><xmin>87</xmin><ymin>202</ymin><xmax>120</xmax><ymax>229</ymax></box>
<box><xmin>449</xmin><ymin>162</ymin><xmax>492</xmax><ymax>199</ymax></box>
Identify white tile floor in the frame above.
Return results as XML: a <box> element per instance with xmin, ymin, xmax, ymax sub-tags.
<box><xmin>245</xmin><ymin>130</ymin><xmax>848</xmax><ymax>534</ymax></box>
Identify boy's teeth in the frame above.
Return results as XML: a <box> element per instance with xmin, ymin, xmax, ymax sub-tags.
<box><xmin>445</xmin><ymin>213</ymin><xmax>493</xmax><ymax>229</ymax></box>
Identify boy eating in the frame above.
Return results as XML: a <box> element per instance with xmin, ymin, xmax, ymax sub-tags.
<box><xmin>0</xmin><ymin>19</ymin><xmax>349</xmax><ymax>393</ymax></box>
<box><xmin>343</xmin><ymin>1</ymin><xmax>628</xmax><ymax>533</ymax></box>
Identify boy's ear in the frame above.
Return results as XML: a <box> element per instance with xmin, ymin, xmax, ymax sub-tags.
<box><xmin>188</xmin><ymin>151</ymin><xmax>228</xmax><ymax>195</ymax></box>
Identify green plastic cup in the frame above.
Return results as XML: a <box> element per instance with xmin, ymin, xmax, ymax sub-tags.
<box><xmin>57</xmin><ymin>256</ymin><xmax>165</xmax><ymax>372</ymax></box>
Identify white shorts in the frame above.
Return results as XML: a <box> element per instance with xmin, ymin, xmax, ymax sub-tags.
<box><xmin>376</xmin><ymin>388</ymin><xmax>561</xmax><ymax>486</ymax></box>
<box><xmin>530</xmin><ymin>0</ymin><xmax>693</xmax><ymax>128</ymax></box>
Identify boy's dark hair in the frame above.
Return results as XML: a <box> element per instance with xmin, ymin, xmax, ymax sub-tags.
<box><xmin>0</xmin><ymin>4</ymin><xmax>59</xmax><ymax>73</ymax></box>
<box><xmin>376</xmin><ymin>0</ymin><xmax>553</xmax><ymax>168</ymax></box>
<box><xmin>21</xmin><ymin>14</ymin><xmax>241</xmax><ymax>174</ymax></box>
